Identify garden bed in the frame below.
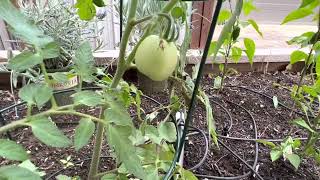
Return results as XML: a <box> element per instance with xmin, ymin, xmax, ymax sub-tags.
<box><xmin>0</xmin><ymin>71</ymin><xmax>319</xmax><ymax>179</ymax></box>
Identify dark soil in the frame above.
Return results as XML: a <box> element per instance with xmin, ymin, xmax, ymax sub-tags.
<box><xmin>0</xmin><ymin>71</ymin><xmax>319</xmax><ymax>180</ymax></box>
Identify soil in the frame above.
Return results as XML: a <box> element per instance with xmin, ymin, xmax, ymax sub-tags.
<box><xmin>0</xmin><ymin>71</ymin><xmax>319</xmax><ymax>180</ymax></box>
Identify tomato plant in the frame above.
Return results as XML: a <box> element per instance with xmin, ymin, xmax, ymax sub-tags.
<box><xmin>260</xmin><ymin>0</ymin><xmax>320</xmax><ymax>169</ymax></box>
<box><xmin>0</xmin><ymin>0</ymin><xmax>202</xmax><ymax>179</ymax></box>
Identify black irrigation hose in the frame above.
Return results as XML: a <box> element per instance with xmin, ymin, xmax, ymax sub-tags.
<box><xmin>211</xmin><ymin>100</ymin><xmax>233</xmax><ymax>132</ymax></box>
<box><xmin>163</xmin><ymin>1</ymin><xmax>223</xmax><ymax>179</ymax></box>
<box><xmin>225</xmin><ymin>85</ymin><xmax>314</xmax><ymax>118</ymax></box>
<box><xmin>184</xmin><ymin>126</ymin><xmax>209</xmax><ymax>171</ymax></box>
<box><xmin>192</xmin><ymin>98</ymin><xmax>263</xmax><ymax>180</ymax></box>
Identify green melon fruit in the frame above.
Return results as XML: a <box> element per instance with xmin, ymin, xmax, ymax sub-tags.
<box><xmin>135</xmin><ymin>35</ymin><xmax>178</xmax><ymax>81</ymax></box>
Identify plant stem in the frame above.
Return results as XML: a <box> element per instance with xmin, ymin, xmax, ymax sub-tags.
<box><xmin>220</xmin><ymin>44</ymin><xmax>232</xmax><ymax>89</ymax></box>
<box><xmin>88</xmin><ymin>1</ymin><xmax>180</xmax><ymax>178</ymax></box>
<box><xmin>88</xmin><ymin>1</ymin><xmax>139</xmax><ymax>179</ymax></box>
<box><xmin>88</xmin><ymin>108</ymin><xmax>106</xmax><ymax>180</ymax></box>
<box><xmin>0</xmin><ymin>104</ymin><xmax>108</xmax><ymax>135</ymax></box>
<box><xmin>40</xmin><ymin>63</ymin><xmax>58</xmax><ymax>108</ymax></box>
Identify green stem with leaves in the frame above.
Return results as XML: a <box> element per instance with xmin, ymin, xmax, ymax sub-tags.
<box><xmin>0</xmin><ymin>105</ymin><xmax>106</xmax><ymax>134</ymax></box>
<box><xmin>40</xmin><ymin>63</ymin><xmax>58</xmax><ymax>108</ymax></box>
<box><xmin>88</xmin><ymin>0</ymin><xmax>139</xmax><ymax>179</ymax></box>
<box><xmin>88</xmin><ymin>1</ymin><xmax>179</xmax><ymax>178</ymax></box>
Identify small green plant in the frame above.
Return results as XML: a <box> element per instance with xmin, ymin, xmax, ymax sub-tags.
<box><xmin>258</xmin><ymin>137</ymin><xmax>302</xmax><ymax>169</ymax></box>
<box><xmin>260</xmin><ymin>0</ymin><xmax>320</xmax><ymax>169</ymax></box>
<box><xmin>0</xmin><ymin>0</ymin><xmax>202</xmax><ymax>179</ymax></box>
<box><xmin>209</xmin><ymin>0</ymin><xmax>261</xmax><ymax>89</ymax></box>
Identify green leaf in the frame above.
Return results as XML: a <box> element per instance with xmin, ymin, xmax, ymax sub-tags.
<box><xmin>270</xmin><ymin>149</ymin><xmax>282</xmax><ymax>162</ymax></box>
<box><xmin>290</xmin><ymin>50</ymin><xmax>308</xmax><ymax>64</ymax></box>
<box><xmin>243</xmin><ymin>0</ymin><xmax>257</xmax><ymax>16</ymax></box>
<box><xmin>0</xmin><ymin>139</ymin><xmax>28</xmax><ymax>161</ymax></box>
<box><xmin>273</xmin><ymin>96</ymin><xmax>279</xmax><ymax>108</ymax></box>
<box><xmin>93</xmin><ymin>0</ymin><xmax>105</xmax><ymax>7</ymax></box>
<box><xmin>316</xmin><ymin>54</ymin><xmax>320</xmax><ymax>77</ymax></box>
<box><xmin>19</xmin><ymin>83</ymin><xmax>53</xmax><ymax>107</ymax></box>
<box><xmin>231</xmin><ymin>46</ymin><xmax>242</xmax><ymax>63</ymax></box>
<box><xmin>19</xmin><ymin>160</ymin><xmax>46</xmax><ymax>177</ymax></box>
<box><xmin>145</xmin><ymin>125</ymin><xmax>162</xmax><ymax>145</ymax></box>
<box><xmin>0</xmin><ymin>0</ymin><xmax>53</xmax><ymax>47</ymax></box>
<box><xmin>102</xmin><ymin>174</ymin><xmax>117</xmax><ymax>180</ymax></box>
<box><xmin>107</xmin><ymin>125</ymin><xmax>146</xmax><ymax>179</ymax></box>
<box><xmin>219</xmin><ymin>64</ymin><xmax>224</xmax><ymax>72</ymax></box>
<box><xmin>104</xmin><ymin>96</ymin><xmax>133</xmax><ymax>127</ymax></box>
<box><xmin>0</xmin><ymin>166</ymin><xmax>41</xmax><ymax>180</ymax></box>
<box><xmin>213</xmin><ymin>76</ymin><xmax>222</xmax><ymax>89</ymax></box>
<box><xmin>247</xmin><ymin>19</ymin><xmax>263</xmax><ymax>37</ymax></box>
<box><xmin>8</xmin><ymin>51</ymin><xmax>43</xmax><ymax>72</ymax></box>
<box><xmin>293</xmin><ymin>118</ymin><xmax>315</xmax><ymax>133</ymax></box>
<box><xmin>300</xmin><ymin>0</ymin><xmax>317</xmax><ymax>8</ymax></box>
<box><xmin>287</xmin><ymin>32</ymin><xmax>315</xmax><ymax>46</ymax></box>
<box><xmin>74</xmin><ymin>118</ymin><xmax>95</xmax><ymax>151</ymax></box>
<box><xmin>171</xmin><ymin>7</ymin><xmax>184</xmax><ymax>19</ymax></box>
<box><xmin>41</xmin><ymin>42</ymin><xmax>60</xmax><ymax>59</ymax></box>
<box><xmin>282</xmin><ymin>7</ymin><xmax>314</xmax><ymax>24</ymax></box>
<box><xmin>287</xmin><ymin>154</ymin><xmax>301</xmax><ymax>169</ymax></box>
<box><xmin>244</xmin><ymin>38</ymin><xmax>255</xmax><ymax>65</ymax></box>
<box><xmin>72</xmin><ymin>91</ymin><xmax>103</xmax><ymax>106</ymax></box>
<box><xmin>158</xmin><ymin>122</ymin><xmax>177</xmax><ymax>143</ymax></box>
<box><xmin>27</xmin><ymin>117</ymin><xmax>71</xmax><ymax>148</ymax></box>
<box><xmin>50</xmin><ymin>72</ymin><xmax>70</xmax><ymax>83</ymax></box>
<box><xmin>231</xmin><ymin>26</ymin><xmax>241</xmax><ymax>41</ymax></box>
<box><xmin>210</xmin><ymin>0</ymin><xmax>243</xmax><ymax>59</ymax></box>
<box><xmin>56</xmin><ymin>175</ymin><xmax>71</xmax><ymax>180</ymax></box>
<box><xmin>201</xmin><ymin>92</ymin><xmax>218</xmax><ymax>146</ymax></box>
<box><xmin>292</xmin><ymin>139</ymin><xmax>302</xmax><ymax>149</ymax></box>
<box><xmin>74</xmin><ymin>41</ymin><xmax>96</xmax><ymax>82</ymax></box>
<box><xmin>218</xmin><ymin>9</ymin><xmax>232</xmax><ymax>24</ymax></box>
<box><xmin>180</xmin><ymin>168</ymin><xmax>198</xmax><ymax>180</ymax></box>
<box><xmin>75</xmin><ymin>0</ymin><xmax>97</xmax><ymax>21</ymax></box>
<box><xmin>208</xmin><ymin>41</ymin><xmax>217</xmax><ymax>57</ymax></box>
<box><xmin>256</xmin><ymin>139</ymin><xmax>276</xmax><ymax>148</ymax></box>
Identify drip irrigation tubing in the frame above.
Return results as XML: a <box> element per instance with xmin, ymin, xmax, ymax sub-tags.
<box><xmin>191</xmin><ymin>98</ymin><xmax>263</xmax><ymax>180</ymax></box>
<box><xmin>225</xmin><ymin>85</ymin><xmax>315</xmax><ymax>118</ymax></box>
<box><xmin>211</xmin><ymin>100</ymin><xmax>233</xmax><ymax>132</ymax></box>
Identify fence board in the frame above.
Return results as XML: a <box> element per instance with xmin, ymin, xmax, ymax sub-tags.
<box><xmin>200</xmin><ymin>0</ymin><xmax>215</xmax><ymax>49</ymax></box>
<box><xmin>0</xmin><ymin>20</ymin><xmax>12</xmax><ymax>50</ymax></box>
<box><xmin>190</xmin><ymin>1</ymin><xmax>204</xmax><ymax>49</ymax></box>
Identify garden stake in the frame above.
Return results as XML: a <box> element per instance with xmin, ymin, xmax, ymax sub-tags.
<box><xmin>164</xmin><ymin>0</ymin><xmax>223</xmax><ymax>179</ymax></box>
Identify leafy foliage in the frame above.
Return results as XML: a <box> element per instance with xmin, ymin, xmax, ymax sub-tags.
<box><xmin>0</xmin><ymin>0</ymin><xmax>53</xmax><ymax>48</ymax></box>
<box><xmin>27</xmin><ymin>117</ymin><xmax>71</xmax><ymax>148</ymax></box>
<box><xmin>209</xmin><ymin>0</ymin><xmax>259</xmax><ymax>88</ymax></box>
<box><xmin>0</xmin><ymin>139</ymin><xmax>28</xmax><ymax>161</ymax></box>
<box><xmin>0</xmin><ymin>166</ymin><xmax>41</xmax><ymax>180</ymax></box>
<box><xmin>19</xmin><ymin>83</ymin><xmax>53</xmax><ymax>107</ymax></box>
<box><xmin>74</xmin><ymin>118</ymin><xmax>95</xmax><ymax>151</ymax></box>
<box><xmin>74</xmin><ymin>41</ymin><xmax>96</xmax><ymax>82</ymax></box>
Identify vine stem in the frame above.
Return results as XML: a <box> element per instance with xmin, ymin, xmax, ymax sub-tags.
<box><xmin>87</xmin><ymin>0</ymin><xmax>179</xmax><ymax>179</ymax></box>
<box><xmin>0</xmin><ymin>104</ymin><xmax>107</xmax><ymax>135</ymax></box>
<box><xmin>40</xmin><ymin>63</ymin><xmax>58</xmax><ymax>108</ymax></box>
<box><xmin>88</xmin><ymin>0</ymin><xmax>139</xmax><ymax>179</ymax></box>
<box><xmin>290</xmin><ymin>23</ymin><xmax>320</xmax><ymax>116</ymax></box>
